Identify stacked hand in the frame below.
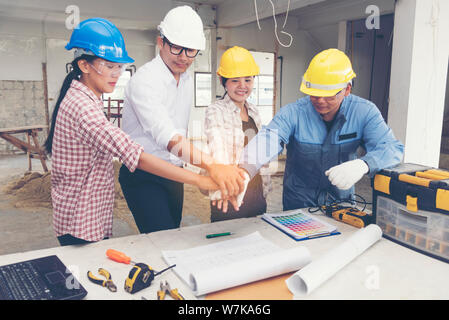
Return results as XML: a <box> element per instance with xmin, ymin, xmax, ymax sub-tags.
<box><xmin>210</xmin><ymin>171</ymin><xmax>250</xmax><ymax>213</ymax></box>
<box><xmin>208</xmin><ymin>164</ymin><xmax>246</xmax><ymax>196</ymax></box>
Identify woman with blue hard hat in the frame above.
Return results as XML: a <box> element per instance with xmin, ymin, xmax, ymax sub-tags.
<box><xmin>45</xmin><ymin>17</ymin><xmax>219</xmax><ymax>246</ymax></box>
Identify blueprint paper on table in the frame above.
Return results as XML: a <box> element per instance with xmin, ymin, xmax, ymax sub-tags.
<box><xmin>161</xmin><ymin>232</ymin><xmax>311</xmax><ymax>296</ymax></box>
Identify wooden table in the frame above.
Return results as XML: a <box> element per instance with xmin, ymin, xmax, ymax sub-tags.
<box><xmin>0</xmin><ymin>125</ymin><xmax>49</xmax><ymax>172</ymax></box>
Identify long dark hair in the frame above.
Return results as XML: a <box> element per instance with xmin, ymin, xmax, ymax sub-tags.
<box><xmin>220</xmin><ymin>76</ymin><xmax>228</xmax><ymax>99</ymax></box>
<box><xmin>44</xmin><ymin>55</ymin><xmax>96</xmax><ymax>154</ymax></box>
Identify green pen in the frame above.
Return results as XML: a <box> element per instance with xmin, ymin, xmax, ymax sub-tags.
<box><xmin>206</xmin><ymin>232</ymin><xmax>233</xmax><ymax>239</ymax></box>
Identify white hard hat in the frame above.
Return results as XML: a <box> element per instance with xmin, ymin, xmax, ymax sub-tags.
<box><xmin>157</xmin><ymin>6</ymin><xmax>206</xmax><ymax>51</ymax></box>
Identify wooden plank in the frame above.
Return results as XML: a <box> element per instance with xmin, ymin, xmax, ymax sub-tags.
<box><xmin>0</xmin><ymin>125</ymin><xmax>48</xmax><ymax>134</ymax></box>
<box><xmin>27</xmin><ymin>132</ymin><xmax>32</xmax><ymax>171</ymax></box>
<box><xmin>0</xmin><ymin>126</ymin><xmax>49</xmax><ymax>172</ymax></box>
<box><xmin>42</xmin><ymin>63</ymin><xmax>50</xmax><ymax>134</ymax></box>
<box><xmin>30</xmin><ymin>130</ymin><xmax>48</xmax><ymax>172</ymax></box>
<box><xmin>0</xmin><ymin>133</ymin><xmax>37</xmax><ymax>153</ymax></box>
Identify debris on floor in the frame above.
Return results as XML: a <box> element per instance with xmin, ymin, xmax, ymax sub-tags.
<box><xmin>4</xmin><ymin>171</ymin><xmax>52</xmax><ymax>208</ymax></box>
<box><xmin>1</xmin><ymin>159</ymin><xmax>284</xmax><ymax>226</ymax></box>
<box><xmin>3</xmin><ymin>161</ymin><xmax>126</xmax><ymax>210</ymax></box>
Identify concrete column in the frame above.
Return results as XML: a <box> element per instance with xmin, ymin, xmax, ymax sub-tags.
<box><xmin>210</xmin><ymin>27</ymin><xmax>218</xmax><ymax>102</ymax></box>
<box><xmin>337</xmin><ymin>21</ymin><xmax>347</xmax><ymax>51</ymax></box>
<box><xmin>388</xmin><ymin>0</ymin><xmax>449</xmax><ymax>167</ymax></box>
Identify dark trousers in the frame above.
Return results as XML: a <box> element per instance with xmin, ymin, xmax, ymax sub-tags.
<box><xmin>119</xmin><ymin>165</ymin><xmax>184</xmax><ymax>234</ymax></box>
<box><xmin>57</xmin><ymin>234</ymin><xmax>108</xmax><ymax>246</ymax></box>
<box><xmin>211</xmin><ymin>174</ymin><xmax>267</xmax><ymax>222</ymax></box>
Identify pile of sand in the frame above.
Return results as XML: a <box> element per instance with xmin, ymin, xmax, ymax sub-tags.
<box><xmin>3</xmin><ymin>161</ymin><xmax>127</xmax><ymax>211</ymax></box>
<box><xmin>2</xmin><ymin>160</ymin><xmax>214</xmax><ymax>226</ymax></box>
<box><xmin>4</xmin><ymin>171</ymin><xmax>52</xmax><ymax>209</ymax></box>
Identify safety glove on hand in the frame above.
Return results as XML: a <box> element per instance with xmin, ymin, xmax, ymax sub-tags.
<box><xmin>325</xmin><ymin>159</ymin><xmax>369</xmax><ymax>190</ymax></box>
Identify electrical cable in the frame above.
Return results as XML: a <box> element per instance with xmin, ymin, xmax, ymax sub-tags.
<box><xmin>254</xmin><ymin>0</ymin><xmax>293</xmax><ymax>48</ymax></box>
<box><xmin>308</xmin><ymin>193</ymin><xmax>372</xmax><ymax>215</ymax></box>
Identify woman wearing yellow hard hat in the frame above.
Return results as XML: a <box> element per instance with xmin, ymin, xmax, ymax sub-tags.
<box><xmin>237</xmin><ymin>48</ymin><xmax>404</xmax><ymax>210</ymax></box>
<box><xmin>204</xmin><ymin>46</ymin><xmax>272</xmax><ymax>221</ymax></box>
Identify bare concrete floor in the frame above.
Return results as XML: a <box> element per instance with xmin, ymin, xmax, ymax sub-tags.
<box><xmin>4</xmin><ymin>152</ymin><xmax>444</xmax><ymax>256</ymax></box>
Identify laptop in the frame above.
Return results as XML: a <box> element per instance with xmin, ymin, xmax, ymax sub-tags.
<box><xmin>0</xmin><ymin>255</ymin><xmax>88</xmax><ymax>300</ymax></box>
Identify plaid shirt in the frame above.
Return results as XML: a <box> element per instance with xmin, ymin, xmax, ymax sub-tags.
<box><xmin>51</xmin><ymin>80</ymin><xmax>143</xmax><ymax>241</ymax></box>
<box><xmin>204</xmin><ymin>94</ymin><xmax>272</xmax><ymax>197</ymax></box>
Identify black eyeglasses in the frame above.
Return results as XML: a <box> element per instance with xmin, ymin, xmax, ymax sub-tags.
<box><xmin>162</xmin><ymin>37</ymin><xmax>200</xmax><ymax>58</ymax></box>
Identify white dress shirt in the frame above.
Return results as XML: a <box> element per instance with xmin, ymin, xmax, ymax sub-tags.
<box><xmin>122</xmin><ymin>54</ymin><xmax>193</xmax><ymax>167</ymax></box>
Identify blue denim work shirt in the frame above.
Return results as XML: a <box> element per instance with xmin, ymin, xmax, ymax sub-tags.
<box><xmin>239</xmin><ymin>94</ymin><xmax>404</xmax><ymax>210</ymax></box>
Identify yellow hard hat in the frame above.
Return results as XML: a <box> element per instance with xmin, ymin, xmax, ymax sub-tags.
<box><xmin>300</xmin><ymin>48</ymin><xmax>356</xmax><ymax>97</ymax></box>
<box><xmin>217</xmin><ymin>46</ymin><xmax>260</xmax><ymax>78</ymax></box>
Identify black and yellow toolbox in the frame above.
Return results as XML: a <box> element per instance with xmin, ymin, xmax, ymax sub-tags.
<box><xmin>372</xmin><ymin>163</ymin><xmax>449</xmax><ymax>263</ymax></box>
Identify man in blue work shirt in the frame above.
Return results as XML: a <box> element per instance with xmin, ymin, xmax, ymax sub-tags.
<box><xmin>239</xmin><ymin>48</ymin><xmax>404</xmax><ymax>210</ymax></box>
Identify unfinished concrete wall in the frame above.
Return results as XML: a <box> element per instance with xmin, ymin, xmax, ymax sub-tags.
<box><xmin>0</xmin><ymin>15</ymin><xmax>156</xmax><ymax>154</ymax></box>
<box><xmin>0</xmin><ymin>80</ymin><xmax>46</xmax><ymax>154</ymax></box>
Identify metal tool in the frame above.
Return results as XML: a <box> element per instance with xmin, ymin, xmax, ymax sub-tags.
<box><xmin>87</xmin><ymin>268</ymin><xmax>117</xmax><ymax>292</ymax></box>
<box><xmin>125</xmin><ymin>263</ymin><xmax>155</xmax><ymax>294</ymax></box>
<box><xmin>124</xmin><ymin>263</ymin><xmax>177</xmax><ymax>294</ymax></box>
<box><xmin>157</xmin><ymin>281</ymin><xmax>184</xmax><ymax>300</ymax></box>
<box><xmin>330</xmin><ymin>207</ymin><xmax>372</xmax><ymax>228</ymax></box>
<box><xmin>106</xmin><ymin>249</ymin><xmax>176</xmax><ymax>294</ymax></box>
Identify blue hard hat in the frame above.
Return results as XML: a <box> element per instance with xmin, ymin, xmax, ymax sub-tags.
<box><xmin>66</xmin><ymin>17</ymin><xmax>134</xmax><ymax>63</ymax></box>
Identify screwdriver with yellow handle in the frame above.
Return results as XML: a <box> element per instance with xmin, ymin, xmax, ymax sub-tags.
<box><xmin>106</xmin><ymin>249</ymin><xmax>137</xmax><ymax>265</ymax></box>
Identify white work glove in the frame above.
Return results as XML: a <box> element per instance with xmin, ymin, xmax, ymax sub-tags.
<box><xmin>325</xmin><ymin>159</ymin><xmax>369</xmax><ymax>190</ymax></box>
<box><xmin>209</xmin><ymin>172</ymin><xmax>250</xmax><ymax>207</ymax></box>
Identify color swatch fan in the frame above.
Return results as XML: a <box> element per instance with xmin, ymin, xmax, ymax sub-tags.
<box><xmin>262</xmin><ymin>209</ymin><xmax>339</xmax><ymax>241</ymax></box>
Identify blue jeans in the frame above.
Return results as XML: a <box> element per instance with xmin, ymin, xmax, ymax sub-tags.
<box><xmin>57</xmin><ymin>234</ymin><xmax>109</xmax><ymax>246</ymax></box>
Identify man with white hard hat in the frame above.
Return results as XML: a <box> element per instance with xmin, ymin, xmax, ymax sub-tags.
<box><xmin>120</xmin><ymin>6</ymin><xmax>246</xmax><ymax>233</ymax></box>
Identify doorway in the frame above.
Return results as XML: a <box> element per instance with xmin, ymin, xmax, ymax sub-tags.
<box><xmin>247</xmin><ymin>51</ymin><xmax>276</xmax><ymax>125</ymax></box>
<box><xmin>347</xmin><ymin>14</ymin><xmax>394</xmax><ymax>121</ymax></box>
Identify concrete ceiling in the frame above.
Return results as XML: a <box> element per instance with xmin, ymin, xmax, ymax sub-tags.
<box><xmin>0</xmin><ymin>0</ymin><xmax>329</xmax><ymax>31</ymax></box>
<box><xmin>180</xmin><ymin>0</ymin><xmax>227</xmax><ymax>6</ymax></box>
<box><xmin>0</xmin><ymin>0</ymin><xmax>173</xmax><ymax>30</ymax></box>
<box><xmin>0</xmin><ymin>0</ymin><xmax>395</xmax><ymax>32</ymax></box>
<box><xmin>216</xmin><ymin>0</ymin><xmax>327</xmax><ymax>27</ymax></box>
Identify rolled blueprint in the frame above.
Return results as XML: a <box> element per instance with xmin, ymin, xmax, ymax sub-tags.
<box><xmin>190</xmin><ymin>246</ymin><xmax>311</xmax><ymax>296</ymax></box>
<box><xmin>285</xmin><ymin>224</ymin><xmax>382</xmax><ymax>296</ymax></box>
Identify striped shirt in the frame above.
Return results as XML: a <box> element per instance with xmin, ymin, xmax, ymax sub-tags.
<box><xmin>51</xmin><ymin>80</ymin><xmax>143</xmax><ymax>241</ymax></box>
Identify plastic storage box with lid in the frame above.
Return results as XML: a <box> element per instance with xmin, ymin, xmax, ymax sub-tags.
<box><xmin>372</xmin><ymin>163</ymin><xmax>449</xmax><ymax>263</ymax></box>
